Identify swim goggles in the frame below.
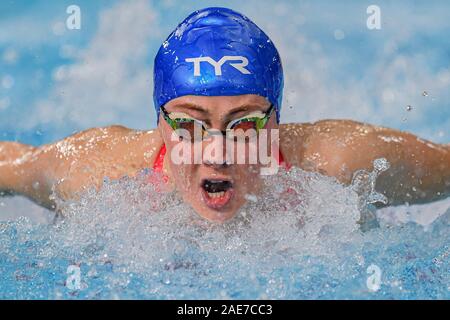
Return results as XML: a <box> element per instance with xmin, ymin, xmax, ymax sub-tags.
<box><xmin>160</xmin><ymin>104</ymin><xmax>274</xmax><ymax>142</ymax></box>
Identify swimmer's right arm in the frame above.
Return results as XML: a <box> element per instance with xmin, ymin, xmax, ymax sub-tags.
<box><xmin>0</xmin><ymin>126</ymin><xmax>162</xmax><ymax>210</ymax></box>
<box><xmin>0</xmin><ymin>142</ymin><xmax>53</xmax><ymax>206</ymax></box>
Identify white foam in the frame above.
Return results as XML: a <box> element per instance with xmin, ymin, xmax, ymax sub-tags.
<box><xmin>1</xmin><ymin>164</ymin><xmax>449</xmax><ymax>299</ymax></box>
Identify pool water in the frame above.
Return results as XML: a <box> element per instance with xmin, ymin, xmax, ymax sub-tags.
<box><xmin>0</xmin><ymin>164</ymin><xmax>449</xmax><ymax>299</ymax></box>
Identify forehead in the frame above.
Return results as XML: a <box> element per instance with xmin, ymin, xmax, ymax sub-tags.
<box><xmin>164</xmin><ymin>94</ymin><xmax>270</xmax><ymax>111</ymax></box>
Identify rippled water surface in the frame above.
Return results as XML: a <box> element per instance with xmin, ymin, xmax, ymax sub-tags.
<box><xmin>0</xmin><ymin>167</ymin><xmax>449</xmax><ymax>299</ymax></box>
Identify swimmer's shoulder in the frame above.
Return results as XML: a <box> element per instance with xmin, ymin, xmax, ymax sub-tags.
<box><xmin>280</xmin><ymin>122</ymin><xmax>315</xmax><ymax>168</ymax></box>
<box><xmin>279</xmin><ymin>119</ymin><xmax>379</xmax><ymax>172</ymax></box>
<box><xmin>49</xmin><ymin>125</ymin><xmax>164</xmax><ymax>172</ymax></box>
<box><xmin>42</xmin><ymin>125</ymin><xmax>164</xmax><ymax>200</ymax></box>
<box><xmin>90</xmin><ymin>125</ymin><xmax>164</xmax><ymax>169</ymax></box>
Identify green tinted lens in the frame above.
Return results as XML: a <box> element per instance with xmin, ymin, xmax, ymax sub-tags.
<box><xmin>175</xmin><ymin>119</ymin><xmax>207</xmax><ymax>142</ymax></box>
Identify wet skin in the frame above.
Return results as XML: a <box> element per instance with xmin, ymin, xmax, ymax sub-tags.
<box><xmin>1</xmin><ymin>94</ymin><xmax>450</xmax><ymax>222</ymax></box>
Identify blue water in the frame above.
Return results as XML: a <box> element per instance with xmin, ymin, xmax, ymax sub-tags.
<box><xmin>0</xmin><ymin>167</ymin><xmax>449</xmax><ymax>299</ymax></box>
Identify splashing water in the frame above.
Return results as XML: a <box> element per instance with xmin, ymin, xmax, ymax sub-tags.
<box><xmin>0</xmin><ymin>161</ymin><xmax>449</xmax><ymax>299</ymax></box>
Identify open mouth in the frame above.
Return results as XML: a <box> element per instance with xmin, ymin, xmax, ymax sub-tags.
<box><xmin>200</xmin><ymin>179</ymin><xmax>234</xmax><ymax>210</ymax></box>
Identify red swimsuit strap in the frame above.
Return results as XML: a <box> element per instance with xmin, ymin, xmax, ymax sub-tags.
<box><xmin>152</xmin><ymin>143</ymin><xmax>290</xmax><ymax>171</ymax></box>
<box><xmin>277</xmin><ymin>147</ymin><xmax>291</xmax><ymax>170</ymax></box>
<box><xmin>152</xmin><ymin>144</ymin><xmax>166</xmax><ymax>172</ymax></box>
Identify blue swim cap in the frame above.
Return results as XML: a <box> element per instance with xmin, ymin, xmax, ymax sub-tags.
<box><xmin>153</xmin><ymin>7</ymin><xmax>284</xmax><ymax>123</ymax></box>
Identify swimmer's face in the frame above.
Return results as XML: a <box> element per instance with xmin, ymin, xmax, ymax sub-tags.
<box><xmin>158</xmin><ymin>94</ymin><xmax>278</xmax><ymax>223</ymax></box>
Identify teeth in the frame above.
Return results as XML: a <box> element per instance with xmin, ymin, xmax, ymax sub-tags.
<box><xmin>207</xmin><ymin>191</ymin><xmax>225</xmax><ymax>198</ymax></box>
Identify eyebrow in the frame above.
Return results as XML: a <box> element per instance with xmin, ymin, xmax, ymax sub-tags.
<box><xmin>168</xmin><ymin>103</ymin><xmax>269</xmax><ymax>119</ymax></box>
<box><xmin>169</xmin><ymin>103</ymin><xmax>210</xmax><ymax>115</ymax></box>
<box><xmin>227</xmin><ymin>104</ymin><xmax>269</xmax><ymax>116</ymax></box>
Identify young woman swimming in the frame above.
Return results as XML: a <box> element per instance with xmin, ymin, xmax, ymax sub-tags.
<box><xmin>1</xmin><ymin>7</ymin><xmax>449</xmax><ymax>222</ymax></box>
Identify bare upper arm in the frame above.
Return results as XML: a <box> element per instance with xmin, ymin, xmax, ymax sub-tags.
<box><xmin>3</xmin><ymin>125</ymin><xmax>163</xmax><ymax>208</ymax></box>
<box><xmin>281</xmin><ymin>119</ymin><xmax>449</xmax><ymax>185</ymax></box>
<box><xmin>291</xmin><ymin>119</ymin><xmax>388</xmax><ymax>182</ymax></box>
<box><xmin>44</xmin><ymin>125</ymin><xmax>163</xmax><ymax>200</ymax></box>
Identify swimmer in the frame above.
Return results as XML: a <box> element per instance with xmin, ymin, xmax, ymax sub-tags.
<box><xmin>0</xmin><ymin>7</ymin><xmax>449</xmax><ymax>222</ymax></box>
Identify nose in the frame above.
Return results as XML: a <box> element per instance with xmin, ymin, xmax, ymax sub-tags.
<box><xmin>202</xmin><ymin>144</ymin><xmax>230</xmax><ymax>168</ymax></box>
<box><xmin>203</xmin><ymin>157</ymin><xmax>230</xmax><ymax>168</ymax></box>
<box><xmin>202</xmin><ymin>130</ymin><xmax>230</xmax><ymax>169</ymax></box>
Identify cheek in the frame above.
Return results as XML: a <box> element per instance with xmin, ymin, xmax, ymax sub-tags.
<box><xmin>172</xmin><ymin>163</ymin><xmax>195</xmax><ymax>183</ymax></box>
<box><xmin>170</xmin><ymin>164</ymin><xmax>202</xmax><ymax>200</ymax></box>
<box><xmin>234</xmin><ymin>165</ymin><xmax>261</xmax><ymax>192</ymax></box>
<box><xmin>161</xmin><ymin>129</ymin><xmax>177</xmax><ymax>149</ymax></box>
<box><xmin>162</xmin><ymin>139</ymin><xmax>200</xmax><ymax>195</ymax></box>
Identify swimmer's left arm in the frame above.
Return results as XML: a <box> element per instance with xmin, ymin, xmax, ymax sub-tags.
<box><xmin>286</xmin><ymin>120</ymin><xmax>450</xmax><ymax>206</ymax></box>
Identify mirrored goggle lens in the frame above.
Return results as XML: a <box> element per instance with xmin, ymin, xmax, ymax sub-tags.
<box><xmin>173</xmin><ymin>119</ymin><xmax>263</xmax><ymax>142</ymax></box>
<box><xmin>173</xmin><ymin>120</ymin><xmax>205</xmax><ymax>142</ymax></box>
<box><xmin>227</xmin><ymin>120</ymin><xmax>260</xmax><ymax>140</ymax></box>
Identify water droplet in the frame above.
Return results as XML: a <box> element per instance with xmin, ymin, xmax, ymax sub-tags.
<box><xmin>406</xmin><ymin>105</ymin><xmax>413</xmax><ymax>111</ymax></box>
<box><xmin>244</xmin><ymin>194</ymin><xmax>258</xmax><ymax>202</ymax></box>
<box><xmin>333</xmin><ymin>29</ymin><xmax>345</xmax><ymax>40</ymax></box>
<box><xmin>373</xmin><ymin>158</ymin><xmax>390</xmax><ymax>172</ymax></box>
<box><xmin>422</xmin><ymin>91</ymin><xmax>428</xmax><ymax>97</ymax></box>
